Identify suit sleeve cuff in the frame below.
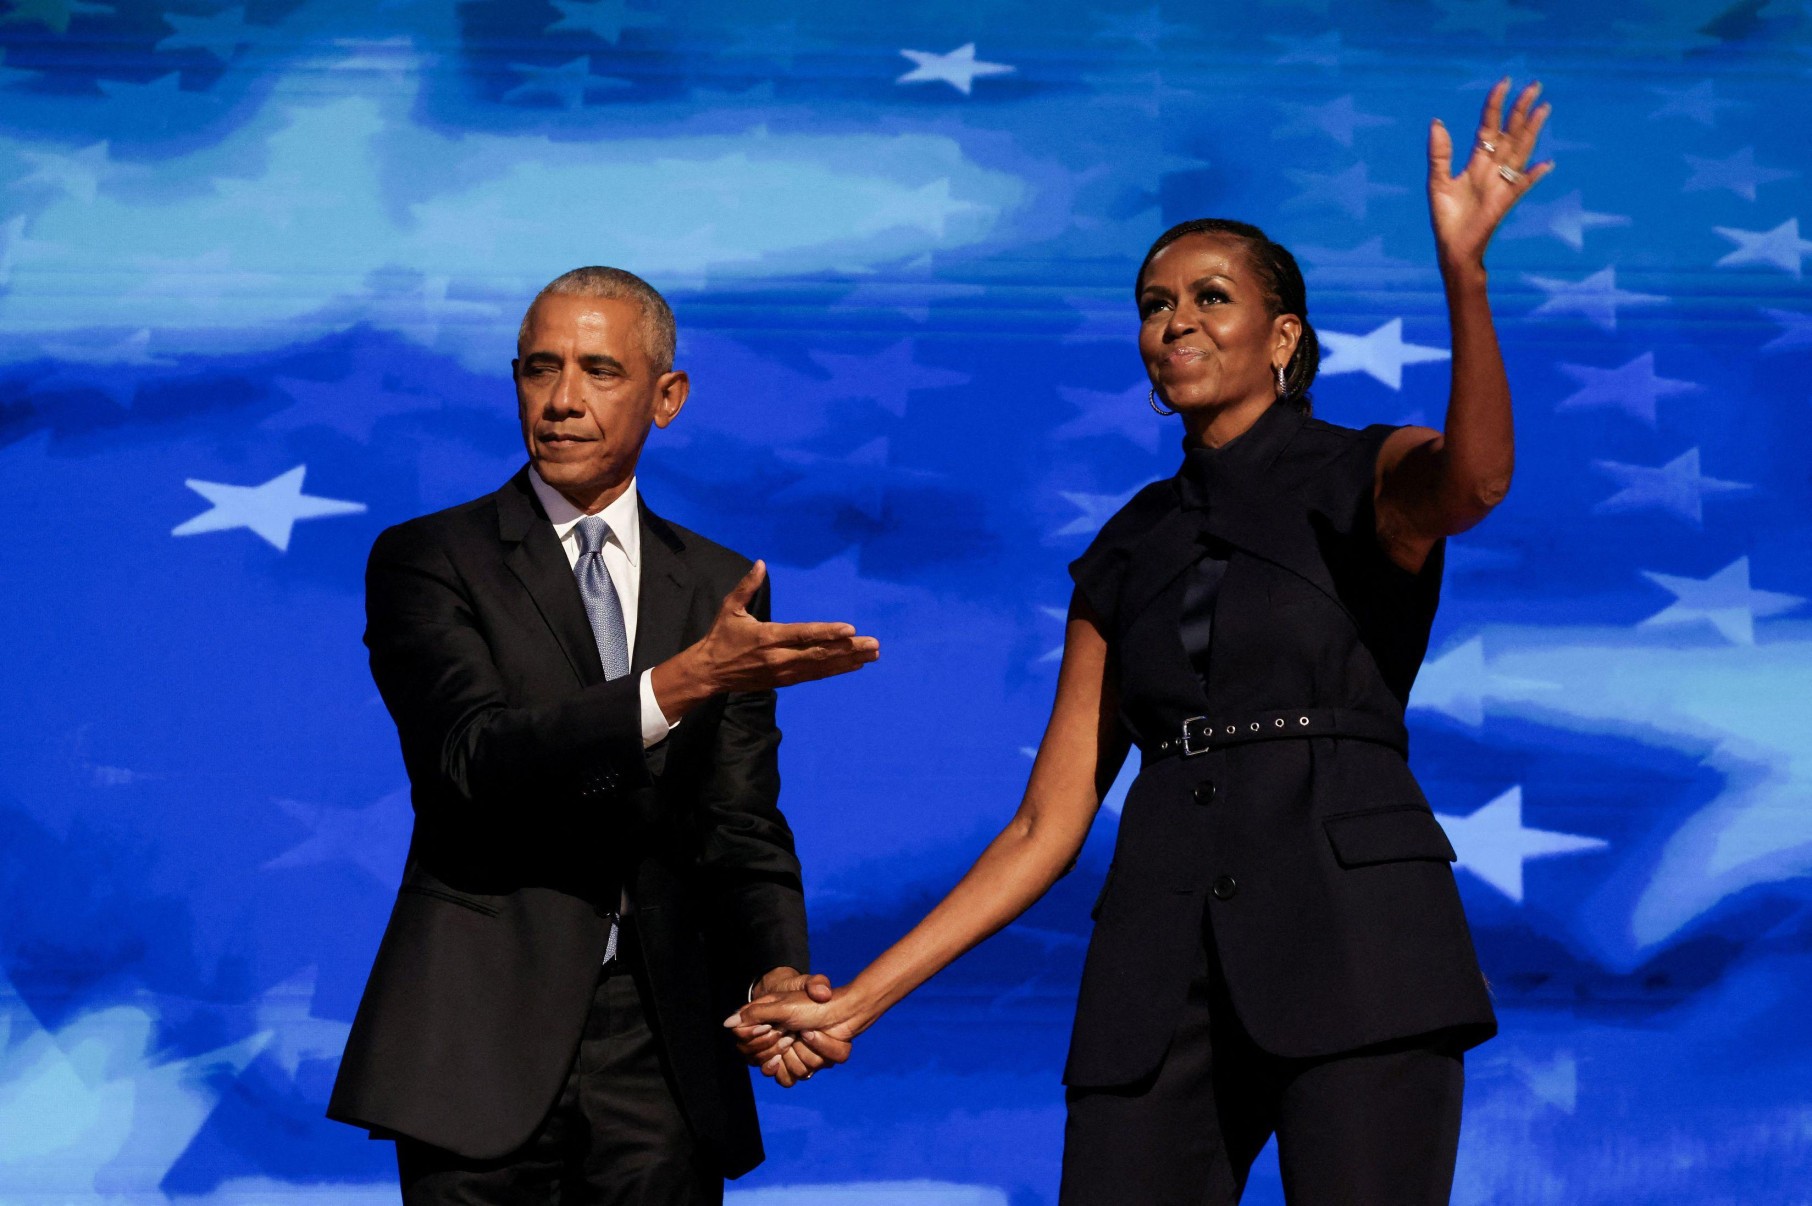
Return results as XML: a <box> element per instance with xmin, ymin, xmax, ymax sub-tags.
<box><xmin>639</xmin><ymin>669</ymin><xmax>674</xmax><ymax>748</ymax></box>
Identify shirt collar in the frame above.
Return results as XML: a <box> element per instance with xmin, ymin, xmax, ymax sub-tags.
<box><xmin>1176</xmin><ymin>401</ymin><xmax>1304</xmax><ymax>509</ymax></box>
<box><xmin>527</xmin><ymin>466</ymin><xmax>642</xmax><ymax>568</ymax></box>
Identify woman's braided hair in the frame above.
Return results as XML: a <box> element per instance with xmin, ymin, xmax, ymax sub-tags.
<box><xmin>1134</xmin><ymin>218</ymin><xmax>1320</xmax><ymax>414</ymax></box>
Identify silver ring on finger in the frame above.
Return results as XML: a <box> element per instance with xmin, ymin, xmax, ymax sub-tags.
<box><xmin>1496</xmin><ymin>164</ymin><xmax>1526</xmax><ymax>186</ymax></box>
<box><xmin>1477</xmin><ymin>137</ymin><xmax>1498</xmax><ymax>154</ymax></box>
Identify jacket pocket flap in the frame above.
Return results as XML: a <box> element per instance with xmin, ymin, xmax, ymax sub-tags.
<box><xmin>1323</xmin><ymin>806</ymin><xmax>1456</xmax><ymax>868</ymax></box>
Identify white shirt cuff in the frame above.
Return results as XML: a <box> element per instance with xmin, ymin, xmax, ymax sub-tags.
<box><xmin>638</xmin><ymin>669</ymin><xmax>674</xmax><ymax>748</ymax></box>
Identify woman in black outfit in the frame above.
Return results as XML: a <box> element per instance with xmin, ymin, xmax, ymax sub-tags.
<box><xmin>735</xmin><ymin>80</ymin><xmax>1552</xmax><ymax>1203</ymax></box>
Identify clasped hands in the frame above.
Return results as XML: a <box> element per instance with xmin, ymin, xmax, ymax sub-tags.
<box><xmin>725</xmin><ymin>969</ymin><xmax>860</xmax><ymax>1088</ymax></box>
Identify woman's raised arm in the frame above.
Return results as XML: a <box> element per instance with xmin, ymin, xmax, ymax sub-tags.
<box><xmin>1375</xmin><ymin>78</ymin><xmax>1553</xmax><ymax>574</ymax></box>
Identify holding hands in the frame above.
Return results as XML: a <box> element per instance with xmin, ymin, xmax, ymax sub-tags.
<box><xmin>727</xmin><ymin>976</ymin><xmax>864</xmax><ymax>1088</ymax></box>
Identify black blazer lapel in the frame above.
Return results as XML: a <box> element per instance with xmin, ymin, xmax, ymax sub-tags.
<box><xmin>495</xmin><ymin>469</ymin><xmax>606</xmax><ymax>686</ymax></box>
<box><xmin>632</xmin><ymin>505</ymin><xmax>698</xmax><ymax>675</ymax></box>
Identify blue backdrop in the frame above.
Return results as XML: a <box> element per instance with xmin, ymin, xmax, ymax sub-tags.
<box><xmin>2</xmin><ymin>1</ymin><xmax>1810</xmax><ymax>1202</ymax></box>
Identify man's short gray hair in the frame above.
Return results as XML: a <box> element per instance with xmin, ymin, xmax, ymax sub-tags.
<box><xmin>518</xmin><ymin>266</ymin><xmax>677</xmax><ymax>374</ymax></box>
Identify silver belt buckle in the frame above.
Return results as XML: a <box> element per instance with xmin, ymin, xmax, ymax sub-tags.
<box><xmin>1181</xmin><ymin>716</ymin><xmax>1214</xmax><ymax>757</ymax></box>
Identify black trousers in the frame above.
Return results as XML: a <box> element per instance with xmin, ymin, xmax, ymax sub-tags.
<box><xmin>396</xmin><ymin>954</ymin><xmax>720</xmax><ymax>1206</ymax></box>
<box><xmin>1060</xmin><ymin>920</ymin><xmax>1465</xmax><ymax>1206</ymax></box>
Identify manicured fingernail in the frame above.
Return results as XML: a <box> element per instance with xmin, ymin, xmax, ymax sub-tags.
<box><xmin>775</xmin><ymin>1035</ymin><xmax>794</xmax><ymax>1049</ymax></box>
<box><xmin>802</xmin><ymin>1031</ymin><xmax>819</xmax><ymax>1040</ymax></box>
<box><xmin>722</xmin><ymin>1013</ymin><xmax>742</xmax><ymax>1028</ymax></box>
<box><xmin>764</xmin><ymin>1055</ymin><xmax>782</xmax><ymax>1071</ymax></box>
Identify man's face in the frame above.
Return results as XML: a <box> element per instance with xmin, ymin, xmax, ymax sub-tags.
<box><xmin>512</xmin><ymin>293</ymin><xmax>686</xmax><ymax>507</ymax></box>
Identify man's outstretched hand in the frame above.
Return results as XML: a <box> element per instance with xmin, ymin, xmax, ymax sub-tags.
<box><xmin>652</xmin><ymin>560</ymin><xmax>879</xmax><ymax>723</ymax></box>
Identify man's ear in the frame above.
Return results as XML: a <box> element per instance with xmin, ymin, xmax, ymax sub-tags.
<box><xmin>653</xmin><ymin>370</ymin><xmax>690</xmax><ymax>429</ymax></box>
<box><xmin>510</xmin><ymin>357</ymin><xmax>521</xmax><ymax>381</ymax></box>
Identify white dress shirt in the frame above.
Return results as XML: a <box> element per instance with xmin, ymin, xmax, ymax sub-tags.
<box><xmin>528</xmin><ymin>468</ymin><xmax>674</xmax><ymax>749</ymax></box>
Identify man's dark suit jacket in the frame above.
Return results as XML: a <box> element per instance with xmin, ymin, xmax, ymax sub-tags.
<box><xmin>328</xmin><ymin>468</ymin><xmax>809</xmax><ymax>1178</ymax></box>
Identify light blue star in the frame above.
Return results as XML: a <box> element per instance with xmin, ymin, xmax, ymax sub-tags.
<box><xmin>1502</xmin><ymin>189</ymin><xmax>1631</xmax><ymax>251</ymax></box>
<box><xmin>1295</xmin><ymin>236</ymin><xmax>1419</xmax><ymax>276</ymax></box>
<box><xmin>1079</xmin><ymin>69</ymin><xmax>1193</xmax><ymax>118</ymax></box>
<box><xmin>544</xmin><ymin>0</ymin><xmax>662</xmax><ymax>44</ymax></box>
<box><xmin>1640</xmin><ymin>557</ymin><xmax>1804</xmax><ymax>645</ymax></box>
<box><xmin>1555</xmin><ymin>352</ymin><xmax>1698</xmax><ymax>427</ymax></box>
<box><xmin>1053</xmin><ymin>487</ymin><xmax>1140</xmax><ymax>538</ymax></box>
<box><xmin>266</xmin><ymin>789</ymin><xmax>411</xmax><ymax>886</ymax></box>
<box><xmin>807</xmin><ymin>340</ymin><xmax>970</xmax><ymax>418</ymax></box>
<box><xmin>1283</xmin><ymin>161</ymin><xmax>1406</xmax><ymax>221</ymax></box>
<box><xmin>0</xmin><ymin>0</ymin><xmax>113</xmax><ymax>34</ymax></box>
<box><xmin>1684</xmin><ymin>146</ymin><xmax>1797</xmax><ymax>201</ymax></box>
<box><xmin>1275</xmin><ymin>95</ymin><xmax>1393</xmax><ymax>148</ymax></box>
<box><xmin>1268</xmin><ymin>31</ymin><xmax>1361</xmax><ymax>69</ymax></box>
<box><xmin>1053</xmin><ymin>382</ymin><xmax>1164</xmax><ymax>453</ymax></box>
<box><xmin>36</xmin><ymin>329</ymin><xmax>173</xmax><ymax>408</ymax></box>
<box><xmin>1318</xmin><ymin>318</ymin><xmax>1449</xmax><ymax>389</ymax></box>
<box><xmin>772</xmin><ymin>436</ymin><xmax>941</xmax><ymax>522</ymax></box>
<box><xmin>171</xmin><ymin>465</ymin><xmax>367</xmax><ymax>552</ymax></box>
<box><xmin>251</xmin><ymin>967</ymin><xmax>355</xmax><ymax>1080</ymax></box>
<box><xmin>1410</xmin><ymin>637</ymin><xmax>1556</xmax><ymax>727</ymax></box>
<box><xmin>157</xmin><ymin>6</ymin><xmax>262</xmax><ymax>60</ymax></box>
<box><xmin>11</xmin><ymin>140</ymin><xmax>110</xmax><ymax>204</ymax></box>
<box><xmin>897</xmin><ymin>44</ymin><xmax>1014</xmax><ymax>95</ymax></box>
<box><xmin>266</xmin><ymin>359</ymin><xmax>445</xmax><ymax>443</ymax></box>
<box><xmin>1094</xmin><ymin>6</ymin><xmax>1188</xmax><ymax>50</ymax></box>
<box><xmin>1525</xmin><ymin>267</ymin><xmax>1666</xmax><ymax>331</ymax></box>
<box><xmin>856</xmin><ymin>178</ymin><xmax>984</xmax><ymax>239</ymax></box>
<box><xmin>1761</xmin><ymin>307</ymin><xmax>1812</xmax><ymax>353</ymax></box>
<box><xmin>1593</xmin><ymin>448</ymin><xmax>1751</xmax><ymax>526</ymax></box>
<box><xmin>1715</xmin><ymin>218</ymin><xmax>1812</xmax><ymax>277</ymax></box>
<box><xmin>1438</xmin><ymin>787</ymin><xmax>1606</xmax><ymax>903</ymax></box>
<box><xmin>1434</xmin><ymin>0</ymin><xmax>1542</xmax><ymax>40</ymax></box>
<box><xmin>1649</xmin><ymin>80</ymin><xmax>1742</xmax><ymax>127</ymax></box>
<box><xmin>503</xmin><ymin>57</ymin><xmax>631</xmax><ymax>109</ymax></box>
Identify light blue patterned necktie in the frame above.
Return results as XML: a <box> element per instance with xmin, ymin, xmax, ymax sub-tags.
<box><xmin>573</xmin><ymin>514</ymin><xmax>630</xmax><ymax>964</ymax></box>
<box><xmin>573</xmin><ymin>515</ymin><xmax>631</xmax><ymax>682</ymax></box>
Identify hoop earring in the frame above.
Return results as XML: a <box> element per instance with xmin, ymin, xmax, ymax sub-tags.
<box><xmin>1274</xmin><ymin>364</ymin><xmax>1288</xmax><ymax>399</ymax></box>
<box><xmin>1148</xmin><ymin>387</ymin><xmax>1176</xmax><ymax>417</ymax></box>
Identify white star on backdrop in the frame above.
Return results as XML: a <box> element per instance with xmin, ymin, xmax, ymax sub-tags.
<box><xmin>1714</xmin><ymin>218</ymin><xmax>1812</xmax><ymax>277</ymax></box>
<box><xmin>1053</xmin><ymin>382</ymin><xmax>1165</xmax><ymax>453</ymax></box>
<box><xmin>0</xmin><ymin>0</ymin><xmax>112</xmax><ymax>33</ymax></box>
<box><xmin>1318</xmin><ymin>318</ymin><xmax>1450</xmax><ymax>389</ymax></box>
<box><xmin>1593</xmin><ymin>448</ymin><xmax>1751</xmax><ymax>526</ymax></box>
<box><xmin>1035</xmin><ymin>603</ymin><xmax>1069</xmax><ymax>664</ymax></box>
<box><xmin>1525</xmin><ymin>267</ymin><xmax>1666</xmax><ymax>331</ymax></box>
<box><xmin>1295</xmin><ymin>236</ymin><xmax>1417</xmax><ymax>274</ymax></box>
<box><xmin>266</xmin><ymin>789</ymin><xmax>411</xmax><ymax>883</ymax></box>
<box><xmin>1640</xmin><ymin>557</ymin><xmax>1804</xmax><ymax>645</ymax></box>
<box><xmin>172</xmin><ymin>465</ymin><xmax>367</xmax><ymax>552</ymax></box>
<box><xmin>253</xmin><ymin>968</ymin><xmax>354</xmax><ymax>1079</ymax></box>
<box><xmin>157</xmin><ymin>6</ymin><xmax>262</xmax><ymax>60</ymax></box>
<box><xmin>503</xmin><ymin>57</ymin><xmax>631</xmax><ymax>108</ymax></box>
<box><xmin>856</xmin><ymin>178</ymin><xmax>984</xmax><ymax>239</ymax></box>
<box><xmin>1410</xmin><ymin>636</ymin><xmax>1556</xmax><ymax>727</ymax></box>
<box><xmin>1510</xmin><ymin>1050</ymin><xmax>1580</xmax><ymax>1114</ymax></box>
<box><xmin>1648</xmin><ymin>80</ymin><xmax>1743</xmax><ymax>126</ymax></box>
<box><xmin>544</xmin><ymin>0</ymin><xmax>662</xmax><ymax>43</ymax></box>
<box><xmin>1502</xmin><ymin>189</ymin><xmax>1631</xmax><ymax>251</ymax></box>
<box><xmin>1760</xmin><ymin>307</ymin><xmax>1812</xmax><ymax>353</ymax></box>
<box><xmin>11</xmin><ymin>140</ymin><xmax>111</xmax><ymax>204</ymax></box>
<box><xmin>1684</xmin><ymin>146</ymin><xmax>1797</xmax><ymax>201</ymax></box>
<box><xmin>807</xmin><ymin>340</ymin><xmax>970</xmax><ymax>417</ymax></box>
<box><xmin>1283</xmin><ymin>161</ymin><xmax>1407</xmax><ymax>221</ymax></box>
<box><xmin>1437</xmin><ymin>786</ymin><xmax>1608</xmax><ymax>903</ymax></box>
<box><xmin>1275</xmin><ymin>95</ymin><xmax>1392</xmax><ymax>147</ymax></box>
<box><xmin>896</xmin><ymin>44</ymin><xmax>1014</xmax><ymax>95</ymax></box>
<box><xmin>1554</xmin><ymin>352</ymin><xmax>1699</xmax><ymax>427</ymax></box>
<box><xmin>1053</xmin><ymin>487</ymin><xmax>1141</xmax><ymax>538</ymax></box>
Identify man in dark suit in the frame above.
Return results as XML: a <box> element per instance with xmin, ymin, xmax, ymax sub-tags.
<box><xmin>328</xmin><ymin>266</ymin><xmax>876</xmax><ymax>1204</ymax></box>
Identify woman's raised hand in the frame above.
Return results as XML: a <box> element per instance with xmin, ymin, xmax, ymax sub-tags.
<box><xmin>1428</xmin><ymin>78</ymin><xmax>1553</xmax><ymax>274</ymax></box>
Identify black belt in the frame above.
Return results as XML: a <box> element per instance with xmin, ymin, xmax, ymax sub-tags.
<box><xmin>1144</xmin><ymin>707</ymin><xmax>1409</xmax><ymax>761</ymax></box>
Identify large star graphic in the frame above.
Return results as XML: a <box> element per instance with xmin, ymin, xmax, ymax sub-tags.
<box><xmin>1409</xmin><ymin>636</ymin><xmax>1556</xmax><ymax>727</ymax></box>
<box><xmin>503</xmin><ymin>57</ymin><xmax>631</xmax><ymax>109</ymax></box>
<box><xmin>806</xmin><ymin>340</ymin><xmax>969</xmax><ymax>418</ymax></box>
<box><xmin>1684</xmin><ymin>146</ymin><xmax>1797</xmax><ymax>201</ymax></box>
<box><xmin>1437</xmin><ymin>786</ymin><xmax>1608</xmax><ymax>903</ymax></box>
<box><xmin>1318</xmin><ymin>318</ymin><xmax>1449</xmax><ymax>389</ymax></box>
<box><xmin>1282</xmin><ymin>161</ymin><xmax>1406</xmax><ymax>221</ymax></box>
<box><xmin>1094</xmin><ymin>6</ymin><xmax>1188</xmax><ymax>49</ymax></box>
<box><xmin>1502</xmin><ymin>189</ymin><xmax>1631</xmax><ymax>251</ymax></box>
<box><xmin>1554</xmin><ymin>352</ymin><xmax>1699</xmax><ymax>427</ymax></box>
<box><xmin>1053</xmin><ymin>382</ymin><xmax>1165</xmax><ymax>454</ymax></box>
<box><xmin>1275</xmin><ymin>95</ymin><xmax>1392</xmax><ymax>148</ymax></box>
<box><xmin>157</xmin><ymin>6</ymin><xmax>263</xmax><ymax>60</ymax></box>
<box><xmin>266</xmin><ymin>789</ymin><xmax>411</xmax><ymax>883</ymax></box>
<box><xmin>1525</xmin><ymin>266</ymin><xmax>1666</xmax><ymax>331</ymax></box>
<box><xmin>1760</xmin><ymin>307</ymin><xmax>1812</xmax><ymax>354</ymax></box>
<box><xmin>1052</xmin><ymin>487</ymin><xmax>1141</xmax><ymax>538</ymax></box>
<box><xmin>1640</xmin><ymin>556</ymin><xmax>1804</xmax><ymax>645</ymax></box>
<box><xmin>11</xmin><ymin>141</ymin><xmax>111</xmax><ymax>204</ymax></box>
<box><xmin>253</xmin><ymin>967</ymin><xmax>355</xmax><ymax>1079</ymax></box>
<box><xmin>1713</xmin><ymin>218</ymin><xmax>1812</xmax><ymax>278</ymax></box>
<box><xmin>1592</xmin><ymin>448</ymin><xmax>1751</xmax><ymax>526</ymax></box>
<box><xmin>896</xmin><ymin>44</ymin><xmax>1014</xmax><ymax>95</ymax></box>
<box><xmin>771</xmin><ymin>436</ymin><xmax>942</xmax><ymax>522</ymax></box>
<box><xmin>544</xmin><ymin>0</ymin><xmax>662</xmax><ymax>43</ymax></box>
<box><xmin>171</xmin><ymin>465</ymin><xmax>367</xmax><ymax>552</ymax></box>
<box><xmin>1648</xmin><ymin>80</ymin><xmax>1742</xmax><ymax>127</ymax></box>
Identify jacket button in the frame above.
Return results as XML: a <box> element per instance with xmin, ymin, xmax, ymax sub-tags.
<box><xmin>1212</xmin><ymin>875</ymin><xmax>1239</xmax><ymax>901</ymax></box>
<box><xmin>1193</xmin><ymin>781</ymin><xmax>1216</xmax><ymax>805</ymax></box>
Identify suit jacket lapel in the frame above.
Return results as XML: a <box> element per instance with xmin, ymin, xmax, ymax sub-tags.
<box><xmin>496</xmin><ymin>469</ymin><xmax>606</xmax><ymax>686</ymax></box>
<box><xmin>633</xmin><ymin>505</ymin><xmax>697</xmax><ymax>675</ymax></box>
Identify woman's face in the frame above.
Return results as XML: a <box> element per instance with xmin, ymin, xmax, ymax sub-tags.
<box><xmin>1137</xmin><ymin>233</ymin><xmax>1299</xmax><ymax>417</ymax></box>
